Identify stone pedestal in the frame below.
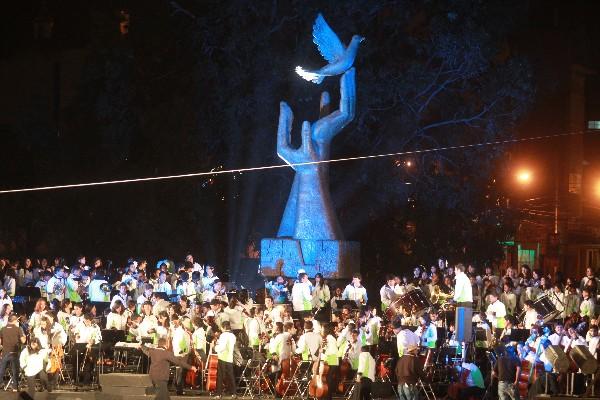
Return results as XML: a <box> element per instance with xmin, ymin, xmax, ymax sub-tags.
<box><xmin>260</xmin><ymin>237</ymin><xmax>360</xmax><ymax>279</ymax></box>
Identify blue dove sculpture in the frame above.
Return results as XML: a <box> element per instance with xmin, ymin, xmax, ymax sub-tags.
<box><xmin>295</xmin><ymin>13</ymin><xmax>364</xmax><ymax>84</ymax></box>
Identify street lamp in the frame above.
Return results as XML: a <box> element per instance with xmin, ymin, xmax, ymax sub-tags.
<box><xmin>516</xmin><ymin>169</ymin><xmax>532</xmax><ymax>185</ymax></box>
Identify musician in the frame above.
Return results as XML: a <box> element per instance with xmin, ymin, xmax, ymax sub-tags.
<box><xmin>392</xmin><ymin>319</ymin><xmax>420</xmax><ymax>357</ymax></box>
<box><xmin>522</xmin><ymin>300</ymin><xmax>539</xmax><ymax>329</ymax></box>
<box><xmin>296</xmin><ymin>320</ymin><xmax>321</xmax><ymax>361</ymax></box>
<box><xmin>73</xmin><ymin>313</ymin><xmax>102</xmax><ymax>385</ymax></box>
<box><xmin>267</xmin><ymin>275</ymin><xmax>289</xmax><ymax>304</ymax></box>
<box><xmin>141</xmin><ymin>337</ymin><xmax>197</xmax><ymax>400</ymax></box>
<box><xmin>323</xmin><ymin>323</ymin><xmax>340</xmax><ymax>400</ymax></box>
<box><xmin>0</xmin><ymin>304</ymin><xmax>12</xmax><ymax>329</ymax></box>
<box><xmin>204</xmin><ymin>280</ymin><xmax>227</xmax><ymax>304</ymax></box>
<box><xmin>20</xmin><ymin>336</ymin><xmax>51</xmax><ymax>397</ymax></box>
<box><xmin>500</xmin><ymin>282</ymin><xmax>518</xmax><ymax>315</ymax></box>
<box><xmin>176</xmin><ymin>272</ymin><xmax>196</xmax><ymax>298</ymax></box>
<box><xmin>548</xmin><ymin>323</ymin><xmax>568</xmax><ymax>347</ymax></box>
<box><xmin>66</xmin><ymin>265</ymin><xmax>83</xmax><ymax>302</ymax></box>
<box><xmin>291</xmin><ymin>272</ymin><xmax>313</xmax><ymax>318</ymax></box>
<box><xmin>580</xmin><ymin>288</ymin><xmax>596</xmax><ymax>318</ymax></box>
<box><xmin>312</xmin><ymin>273</ymin><xmax>331</xmax><ymax>310</ymax></box>
<box><xmin>106</xmin><ymin>301</ymin><xmax>128</xmax><ymax>330</ymax></box>
<box><xmin>482</xmin><ymin>266</ymin><xmax>500</xmax><ymax>287</ymax></box>
<box><xmin>3</xmin><ymin>268</ymin><xmax>16</xmax><ymax>297</ymax></box>
<box><xmin>245</xmin><ymin>307</ymin><xmax>262</xmax><ymax>349</ymax></box>
<box><xmin>154</xmin><ymin>271</ymin><xmax>172</xmax><ymax>294</ymax></box>
<box><xmin>0</xmin><ymin>315</ymin><xmax>26</xmax><ymax>391</ymax></box>
<box><xmin>70</xmin><ymin>302</ymin><xmax>85</xmax><ymax>330</ymax></box>
<box><xmin>170</xmin><ymin>314</ymin><xmax>191</xmax><ymax>395</ymax></box>
<box><xmin>380</xmin><ymin>275</ymin><xmax>397</xmax><ymax>312</ymax></box>
<box><xmin>486</xmin><ymin>292</ymin><xmax>507</xmax><ymax>336</ymax></box>
<box><xmin>35</xmin><ymin>271</ymin><xmax>52</xmax><ymax>299</ymax></box>
<box><xmin>456</xmin><ymin>358</ymin><xmax>485</xmax><ymax>399</ymax></box>
<box><xmin>353</xmin><ymin>345</ymin><xmax>376</xmax><ymax>400</ymax></box>
<box><xmin>492</xmin><ymin>345</ymin><xmax>521</xmax><ymax>400</ymax></box>
<box><xmin>88</xmin><ymin>271</ymin><xmax>111</xmax><ymax>302</ymax></box>
<box><xmin>111</xmin><ymin>282</ymin><xmax>131</xmax><ymax>309</ymax></box>
<box><xmin>138</xmin><ymin>301</ymin><xmax>158</xmax><ymax>342</ymax></box>
<box><xmin>342</xmin><ymin>274</ymin><xmax>368</xmax><ymax>306</ymax></box>
<box><xmin>47</xmin><ymin>266</ymin><xmax>67</xmax><ymax>302</ymax></box>
<box><xmin>331</xmin><ymin>287</ymin><xmax>344</xmax><ymax>309</ymax></box>
<box><xmin>137</xmin><ymin>283</ymin><xmax>154</xmax><ymax>312</ymax></box>
<box><xmin>0</xmin><ymin>287</ymin><xmax>12</xmax><ymax>311</ymax></box>
<box><xmin>192</xmin><ymin>317</ymin><xmax>208</xmax><ymax>362</ymax></box>
<box><xmin>214</xmin><ymin>320</ymin><xmax>237</xmax><ymax>397</ymax></box>
<box><xmin>269</xmin><ymin>321</ymin><xmax>295</xmax><ymax>384</ymax></box>
<box><xmin>453</xmin><ymin>264</ymin><xmax>472</xmax><ymax>307</ymax></box>
<box><xmin>34</xmin><ymin>315</ymin><xmax>67</xmax><ymax>350</ymax></box>
<box><xmin>564</xmin><ymin>326</ymin><xmax>586</xmax><ymax>351</ymax></box>
<box><xmin>28</xmin><ymin>298</ymin><xmax>48</xmax><ymax>332</ymax></box>
<box><xmin>519</xmin><ymin>326</ymin><xmax>539</xmax><ymax>361</ymax></box>
<box><xmin>121</xmin><ymin>261</ymin><xmax>138</xmax><ymax>292</ymax></box>
<box><xmin>395</xmin><ymin>343</ymin><xmax>429</xmax><ymax>400</ymax></box>
<box><xmin>415</xmin><ymin>314</ymin><xmax>437</xmax><ymax>349</ymax></box>
<box><xmin>202</xmin><ymin>265</ymin><xmax>219</xmax><ymax>289</ymax></box>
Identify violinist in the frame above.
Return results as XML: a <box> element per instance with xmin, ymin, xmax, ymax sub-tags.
<box><xmin>323</xmin><ymin>323</ymin><xmax>340</xmax><ymax>400</ymax></box>
<box><xmin>106</xmin><ymin>300</ymin><xmax>128</xmax><ymax>330</ymax></box>
<box><xmin>0</xmin><ymin>287</ymin><xmax>13</xmax><ymax>309</ymax></box>
<box><xmin>191</xmin><ymin>317</ymin><xmax>207</xmax><ymax>363</ymax></box>
<box><xmin>353</xmin><ymin>345</ymin><xmax>375</xmax><ymax>400</ymax></box>
<box><xmin>548</xmin><ymin>323</ymin><xmax>568</xmax><ymax>347</ymax></box>
<box><xmin>138</xmin><ymin>301</ymin><xmax>158</xmax><ymax>342</ymax></box>
<box><xmin>20</xmin><ymin>337</ymin><xmax>51</xmax><ymax>397</ymax></box>
<box><xmin>245</xmin><ymin>307</ymin><xmax>262</xmax><ymax>350</ymax></box>
<box><xmin>214</xmin><ymin>320</ymin><xmax>237</xmax><ymax>397</ymax></box>
<box><xmin>137</xmin><ymin>284</ymin><xmax>154</xmax><ymax>313</ymax></box>
<box><xmin>564</xmin><ymin>326</ymin><xmax>586</xmax><ymax>351</ymax></box>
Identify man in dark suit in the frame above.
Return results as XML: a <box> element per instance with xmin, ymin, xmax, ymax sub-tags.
<box><xmin>141</xmin><ymin>338</ymin><xmax>197</xmax><ymax>400</ymax></box>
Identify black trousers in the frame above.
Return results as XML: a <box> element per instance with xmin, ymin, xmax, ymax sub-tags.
<box><xmin>0</xmin><ymin>352</ymin><xmax>19</xmax><ymax>389</ymax></box>
<box><xmin>217</xmin><ymin>359</ymin><xmax>236</xmax><ymax>395</ymax></box>
<box><xmin>326</xmin><ymin>365</ymin><xmax>340</xmax><ymax>400</ymax></box>
<box><xmin>72</xmin><ymin>343</ymin><xmax>97</xmax><ymax>384</ymax></box>
<box><xmin>152</xmin><ymin>379</ymin><xmax>171</xmax><ymax>400</ymax></box>
<box><xmin>26</xmin><ymin>370</ymin><xmax>49</xmax><ymax>397</ymax></box>
<box><xmin>352</xmin><ymin>377</ymin><xmax>372</xmax><ymax>400</ymax></box>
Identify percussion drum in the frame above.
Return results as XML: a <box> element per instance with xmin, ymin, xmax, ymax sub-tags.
<box><xmin>399</xmin><ymin>289</ymin><xmax>431</xmax><ymax>316</ymax></box>
<box><xmin>385</xmin><ymin>297</ymin><xmax>404</xmax><ymax>321</ymax></box>
<box><xmin>532</xmin><ymin>295</ymin><xmax>559</xmax><ymax>322</ymax></box>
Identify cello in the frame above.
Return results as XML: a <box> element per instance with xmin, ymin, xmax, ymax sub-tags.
<box><xmin>338</xmin><ymin>341</ymin><xmax>352</xmax><ymax>393</ymax></box>
<box><xmin>275</xmin><ymin>336</ymin><xmax>298</xmax><ymax>396</ymax></box>
<box><xmin>205</xmin><ymin>331</ymin><xmax>220</xmax><ymax>392</ymax></box>
<box><xmin>308</xmin><ymin>339</ymin><xmax>329</xmax><ymax>399</ymax></box>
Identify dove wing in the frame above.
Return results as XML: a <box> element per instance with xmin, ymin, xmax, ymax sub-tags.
<box><xmin>312</xmin><ymin>13</ymin><xmax>346</xmax><ymax>63</ymax></box>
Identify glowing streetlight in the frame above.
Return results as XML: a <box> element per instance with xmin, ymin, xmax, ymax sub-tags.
<box><xmin>516</xmin><ymin>169</ymin><xmax>532</xmax><ymax>185</ymax></box>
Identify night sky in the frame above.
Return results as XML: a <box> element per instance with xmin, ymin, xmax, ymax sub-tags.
<box><xmin>2</xmin><ymin>0</ymin><xmax>600</xmax><ymax>285</ymax></box>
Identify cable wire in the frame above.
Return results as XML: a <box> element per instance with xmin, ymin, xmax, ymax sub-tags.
<box><xmin>0</xmin><ymin>129</ymin><xmax>594</xmax><ymax>195</ymax></box>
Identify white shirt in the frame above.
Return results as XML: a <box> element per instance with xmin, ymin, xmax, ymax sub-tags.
<box><xmin>453</xmin><ymin>273</ymin><xmax>472</xmax><ymax>303</ymax></box>
<box><xmin>588</xmin><ymin>336</ymin><xmax>600</xmax><ymax>357</ymax></box>
<box><xmin>106</xmin><ymin>312</ymin><xmax>128</xmax><ymax>330</ymax></box>
<box><xmin>548</xmin><ymin>332</ymin><xmax>568</xmax><ymax>347</ymax></box>
<box><xmin>74</xmin><ymin>322</ymin><xmax>101</xmax><ymax>344</ymax></box>
<box><xmin>46</xmin><ymin>276</ymin><xmax>66</xmax><ymax>301</ymax></box>
<box><xmin>111</xmin><ymin>293</ymin><xmax>130</xmax><ymax>309</ymax></box>
<box><xmin>357</xmin><ymin>351</ymin><xmax>376</xmax><ymax>381</ymax></box>
<box><xmin>192</xmin><ymin>327</ymin><xmax>206</xmax><ymax>351</ymax></box>
<box><xmin>223</xmin><ymin>306</ymin><xmax>244</xmax><ymax>330</ymax></box>
<box><xmin>342</xmin><ymin>284</ymin><xmax>368</xmax><ymax>304</ymax></box>
<box><xmin>380</xmin><ymin>285</ymin><xmax>397</xmax><ymax>308</ymax></box>
<box><xmin>88</xmin><ymin>279</ymin><xmax>110</xmax><ymax>302</ymax></box>
<box><xmin>397</xmin><ymin>329</ymin><xmax>420</xmax><ymax>356</ymax></box>
<box><xmin>138</xmin><ymin>314</ymin><xmax>158</xmax><ymax>339</ymax></box>
<box><xmin>154</xmin><ymin>281</ymin><xmax>172</xmax><ymax>294</ymax></box>
<box><xmin>171</xmin><ymin>326</ymin><xmax>191</xmax><ymax>356</ymax></box>
<box><xmin>215</xmin><ymin>331</ymin><xmax>236</xmax><ymax>363</ymax></box>
<box><xmin>295</xmin><ymin>330</ymin><xmax>321</xmax><ymax>360</ymax></box>
<box><xmin>177</xmin><ymin>282</ymin><xmax>196</xmax><ymax>297</ymax></box>
<box><xmin>485</xmin><ymin>300</ymin><xmax>507</xmax><ymax>329</ymax></box>
<box><xmin>19</xmin><ymin>348</ymin><xmax>48</xmax><ymax>377</ymax></box>
<box><xmin>524</xmin><ymin>309</ymin><xmax>539</xmax><ymax>329</ymax></box>
<box><xmin>291</xmin><ymin>281</ymin><xmax>313</xmax><ymax>312</ymax></box>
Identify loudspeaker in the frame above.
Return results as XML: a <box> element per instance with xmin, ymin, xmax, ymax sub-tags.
<box><xmin>455</xmin><ymin>307</ymin><xmax>473</xmax><ymax>342</ymax></box>
<box><xmin>544</xmin><ymin>345</ymin><xmax>570</xmax><ymax>373</ymax></box>
<box><xmin>570</xmin><ymin>345</ymin><xmax>598</xmax><ymax>374</ymax></box>
<box><xmin>371</xmin><ymin>382</ymin><xmax>394</xmax><ymax>398</ymax></box>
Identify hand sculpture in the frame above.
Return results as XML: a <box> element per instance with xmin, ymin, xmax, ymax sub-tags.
<box><xmin>276</xmin><ymin>68</ymin><xmax>356</xmax><ymax>240</ymax></box>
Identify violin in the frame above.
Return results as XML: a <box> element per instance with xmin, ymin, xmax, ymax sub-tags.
<box><xmin>308</xmin><ymin>338</ymin><xmax>329</xmax><ymax>399</ymax></box>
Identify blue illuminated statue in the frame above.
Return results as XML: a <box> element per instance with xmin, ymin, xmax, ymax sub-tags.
<box><xmin>296</xmin><ymin>13</ymin><xmax>364</xmax><ymax>84</ymax></box>
<box><xmin>277</xmin><ymin>68</ymin><xmax>355</xmax><ymax>239</ymax></box>
<box><xmin>261</xmin><ymin>14</ymin><xmax>361</xmax><ymax>279</ymax></box>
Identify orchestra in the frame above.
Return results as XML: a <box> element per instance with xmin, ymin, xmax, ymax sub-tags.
<box><xmin>0</xmin><ymin>255</ymin><xmax>598</xmax><ymax>399</ymax></box>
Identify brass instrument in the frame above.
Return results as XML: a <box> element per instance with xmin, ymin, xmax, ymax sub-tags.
<box><xmin>100</xmin><ymin>283</ymin><xmax>112</xmax><ymax>294</ymax></box>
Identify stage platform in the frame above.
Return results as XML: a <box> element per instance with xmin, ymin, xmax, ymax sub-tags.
<box><xmin>2</xmin><ymin>390</ymin><xmax>214</xmax><ymax>400</ymax></box>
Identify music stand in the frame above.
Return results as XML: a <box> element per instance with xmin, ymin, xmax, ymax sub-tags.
<box><xmin>101</xmin><ymin>329</ymin><xmax>126</xmax><ymax>344</ymax></box>
<box><xmin>335</xmin><ymin>300</ymin><xmax>360</xmax><ymax>310</ymax></box>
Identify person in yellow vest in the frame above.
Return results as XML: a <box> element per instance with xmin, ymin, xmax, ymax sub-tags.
<box><xmin>66</xmin><ymin>266</ymin><xmax>83</xmax><ymax>302</ymax></box>
<box><xmin>485</xmin><ymin>292</ymin><xmax>507</xmax><ymax>337</ymax></box>
<box><xmin>296</xmin><ymin>320</ymin><xmax>321</xmax><ymax>361</ymax></box>
<box><xmin>379</xmin><ymin>275</ymin><xmax>397</xmax><ymax>312</ymax></box>
<box><xmin>352</xmin><ymin>345</ymin><xmax>375</xmax><ymax>400</ymax></box>
<box><xmin>323</xmin><ymin>323</ymin><xmax>340</xmax><ymax>400</ymax></box>
<box><xmin>170</xmin><ymin>315</ymin><xmax>191</xmax><ymax>395</ymax></box>
<box><xmin>215</xmin><ymin>321</ymin><xmax>237</xmax><ymax>397</ymax></box>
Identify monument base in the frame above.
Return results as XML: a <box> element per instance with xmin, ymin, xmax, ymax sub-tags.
<box><xmin>260</xmin><ymin>238</ymin><xmax>360</xmax><ymax>279</ymax></box>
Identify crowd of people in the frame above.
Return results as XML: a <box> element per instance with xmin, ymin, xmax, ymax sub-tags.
<box><xmin>0</xmin><ymin>255</ymin><xmax>597</xmax><ymax>400</ymax></box>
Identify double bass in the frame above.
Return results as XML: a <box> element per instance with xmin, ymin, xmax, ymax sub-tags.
<box><xmin>275</xmin><ymin>336</ymin><xmax>299</xmax><ymax>396</ymax></box>
<box><xmin>308</xmin><ymin>339</ymin><xmax>329</xmax><ymax>399</ymax></box>
<box><xmin>205</xmin><ymin>331</ymin><xmax>220</xmax><ymax>392</ymax></box>
<box><xmin>338</xmin><ymin>341</ymin><xmax>352</xmax><ymax>393</ymax></box>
